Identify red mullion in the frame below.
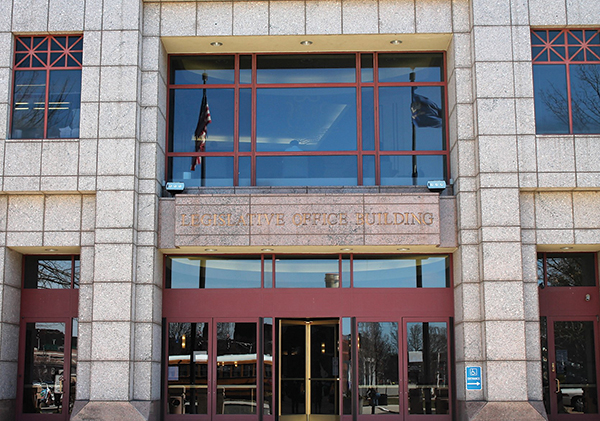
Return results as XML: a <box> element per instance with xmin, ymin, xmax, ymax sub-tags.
<box><xmin>565</xmin><ymin>49</ymin><xmax>575</xmax><ymax>134</ymax></box>
<box><xmin>373</xmin><ymin>53</ymin><xmax>381</xmax><ymax>185</ymax></box>
<box><xmin>43</xmin><ymin>44</ymin><xmax>51</xmax><ymax>139</ymax></box>
<box><xmin>234</xmin><ymin>54</ymin><xmax>240</xmax><ymax>186</ymax></box>
<box><xmin>356</xmin><ymin>53</ymin><xmax>363</xmax><ymax>186</ymax></box>
<box><xmin>251</xmin><ymin>54</ymin><xmax>257</xmax><ymax>186</ymax></box>
<box><xmin>442</xmin><ymin>50</ymin><xmax>451</xmax><ymax>182</ymax></box>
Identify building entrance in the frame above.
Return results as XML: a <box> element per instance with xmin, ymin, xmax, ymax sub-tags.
<box><xmin>162</xmin><ymin>254</ymin><xmax>455</xmax><ymax>420</ymax></box>
<box><xmin>538</xmin><ymin>253</ymin><xmax>600</xmax><ymax>420</ymax></box>
<box><xmin>279</xmin><ymin>320</ymin><xmax>340</xmax><ymax>421</ymax></box>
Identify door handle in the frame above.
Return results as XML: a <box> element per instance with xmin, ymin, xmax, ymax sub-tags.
<box><xmin>555</xmin><ymin>378</ymin><xmax>561</xmax><ymax>394</ymax></box>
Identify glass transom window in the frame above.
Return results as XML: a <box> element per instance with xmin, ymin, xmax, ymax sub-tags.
<box><xmin>167</xmin><ymin>53</ymin><xmax>448</xmax><ymax>187</ymax></box>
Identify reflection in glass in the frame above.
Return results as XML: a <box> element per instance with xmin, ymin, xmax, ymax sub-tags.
<box><xmin>358</xmin><ymin>322</ymin><xmax>399</xmax><ymax>415</ymax></box>
<box><xmin>168</xmin><ymin>156</ymin><xmax>234</xmax><ymax>187</ymax></box>
<box><xmin>378</xmin><ymin>53</ymin><xmax>444</xmax><ymax>83</ymax></box>
<box><xmin>69</xmin><ymin>319</ymin><xmax>78</xmax><ymax>414</ymax></box>
<box><xmin>310</xmin><ymin>323</ymin><xmax>339</xmax><ymax>415</ymax></box>
<box><xmin>263</xmin><ymin>319</ymin><xmax>273</xmax><ymax>414</ymax></box>
<box><xmin>168</xmin><ymin>322</ymin><xmax>209</xmax><ymax>414</ymax></box>
<box><xmin>217</xmin><ymin>322</ymin><xmax>258</xmax><ymax>414</ymax></box>
<box><xmin>363</xmin><ymin>155</ymin><xmax>376</xmax><ymax>186</ymax></box>
<box><xmin>239</xmin><ymin>156</ymin><xmax>252</xmax><ymax>187</ymax></box>
<box><xmin>342</xmin><ymin>318</ymin><xmax>352</xmax><ymax>414</ymax></box>
<box><xmin>554</xmin><ymin>321</ymin><xmax>597</xmax><ymax>414</ymax></box>
<box><xmin>354</xmin><ymin>256</ymin><xmax>449</xmax><ymax>288</ymax></box>
<box><xmin>538</xmin><ymin>253</ymin><xmax>596</xmax><ymax>287</ymax></box>
<box><xmin>541</xmin><ymin>317</ymin><xmax>550</xmax><ymax>415</ymax></box>
<box><xmin>379</xmin><ymin>87</ymin><xmax>444</xmax><ymax>151</ymax></box>
<box><xmin>12</xmin><ymin>70</ymin><xmax>46</xmax><ymax>139</ymax></box>
<box><xmin>570</xmin><ymin>64</ymin><xmax>600</xmax><ymax>133</ymax></box>
<box><xmin>361</xmin><ymin>54</ymin><xmax>374</xmax><ymax>83</ymax></box>
<box><xmin>406</xmin><ymin>322</ymin><xmax>449</xmax><ymax>414</ymax></box>
<box><xmin>22</xmin><ymin>322</ymin><xmax>66</xmax><ymax>414</ymax></box>
<box><xmin>280</xmin><ymin>324</ymin><xmax>306</xmax><ymax>415</ymax></box>
<box><xmin>380</xmin><ymin>155</ymin><xmax>446</xmax><ymax>186</ymax></box>
<box><xmin>239</xmin><ymin>89</ymin><xmax>252</xmax><ymax>152</ymax></box>
<box><xmin>47</xmin><ymin>70</ymin><xmax>81</xmax><ymax>139</ymax></box>
<box><xmin>169</xmin><ymin>89</ymin><xmax>234</xmax><ymax>153</ymax></box>
<box><xmin>362</xmin><ymin>87</ymin><xmax>375</xmax><ymax>151</ymax></box>
<box><xmin>170</xmin><ymin>56</ymin><xmax>235</xmax><ymax>85</ymax></box>
<box><xmin>256</xmin><ymin>156</ymin><xmax>357</xmax><ymax>187</ymax></box>
<box><xmin>24</xmin><ymin>256</ymin><xmax>78</xmax><ymax>289</ymax></box>
<box><xmin>256</xmin><ymin>88</ymin><xmax>356</xmax><ymax>152</ymax></box>
<box><xmin>166</xmin><ymin>257</ymin><xmax>262</xmax><ymax>289</ymax></box>
<box><xmin>275</xmin><ymin>258</ymin><xmax>340</xmax><ymax>288</ymax></box>
<box><xmin>257</xmin><ymin>54</ymin><xmax>356</xmax><ymax>84</ymax></box>
<box><xmin>533</xmin><ymin>64</ymin><xmax>570</xmax><ymax>134</ymax></box>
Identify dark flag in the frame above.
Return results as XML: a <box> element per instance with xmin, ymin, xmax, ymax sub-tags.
<box><xmin>191</xmin><ymin>89</ymin><xmax>211</xmax><ymax>171</ymax></box>
<box><xmin>411</xmin><ymin>93</ymin><xmax>443</xmax><ymax>128</ymax></box>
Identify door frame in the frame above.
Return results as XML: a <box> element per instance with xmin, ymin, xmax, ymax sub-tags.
<box><xmin>542</xmin><ymin>315</ymin><xmax>600</xmax><ymax>420</ymax></box>
<box><xmin>278</xmin><ymin>319</ymin><xmax>341</xmax><ymax>421</ymax></box>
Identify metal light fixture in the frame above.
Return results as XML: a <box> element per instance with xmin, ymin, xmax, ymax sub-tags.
<box><xmin>426</xmin><ymin>180</ymin><xmax>447</xmax><ymax>192</ymax></box>
<box><xmin>261</xmin><ymin>248</ymin><xmax>274</xmax><ymax>252</ymax></box>
<box><xmin>390</xmin><ymin>39</ymin><xmax>402</xmax><ymax>45</ymax></box>
<box><xmin>300</xmin><ymin>40</ymin><xmax>313</xmax><ymax>45</ymax></box>
<box><xmin>210</xmin><ymin>41</ymin><xmax>223</xmax><ymax>47</ymax></box>
<box><xmin>165</xmin><ymin>182</ymin><xmax>185</xmax><ymax>193</ymax></box>
<box><xmin>205</xmin><ymin>248</ymin><xmax>218</xmax><ymax>252</ymax></box>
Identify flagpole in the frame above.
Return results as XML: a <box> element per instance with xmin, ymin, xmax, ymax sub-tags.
<box><xmin>201</xmin><ymin>72</ymin><xmax>207</xmax><ymax>187</ymax></box>
<box><xmin>410</xmin><ymin>71</ymin><xmax>418</xmax><ymax>186</ymax></box>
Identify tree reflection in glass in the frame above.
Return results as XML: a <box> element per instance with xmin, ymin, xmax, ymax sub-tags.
<box><xmin>358</xmin><ymin>322</ymin><xmax>399</xmax><ymax>414</ymax></box>
<box><xmin>406</xmin><ymin>322</ymin><xmax>449</xmax><ymax>415</ymax></box>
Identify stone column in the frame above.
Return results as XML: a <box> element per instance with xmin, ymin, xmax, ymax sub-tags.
<box><xmin>72</xmin><ymin>0</ymin><xmax>161</xmax><ymax>419</ymax></box>
<box><xmin>453</xmin><ymin>0</ymin><xmax>545</xmax><ymax>419</ymax></box>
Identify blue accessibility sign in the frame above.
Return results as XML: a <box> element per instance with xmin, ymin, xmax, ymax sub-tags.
<box><xmin>466</xmin><ymin>366</ymin><xmax>482</xmax><ymax>390</ymax></box>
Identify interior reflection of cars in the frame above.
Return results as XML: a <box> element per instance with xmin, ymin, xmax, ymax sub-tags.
<box><xmin>561</xmin><ymin>388</ymin><xmax>584</xmax><ymax>413</ymax></box>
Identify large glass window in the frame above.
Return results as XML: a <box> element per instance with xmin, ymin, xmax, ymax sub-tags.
<box><xmin>532</xmin><ymin>29</ymin><xmax>600</xmax><ymax>134</ymax></box>
<box><xmin>23</xmin><ymin>256</ymin><xmax>80</xmax><ymax>289</ymax></box>
<box><xmin>11</xmin><ymin>35</ymin><xmax>82</xmax><ymax>139</ymax></box>
<box><xmin>167</xmin><ymin>53</ymin><xmax>448</xmax><ymax>187</ymax></box>
<box><xmin>165</xmin><ymin>255</ymin><xmax>450</xmax><ymax>289</ymax></box>
<box><xmin>537</xmin><ymin>252</ymin><xmax>596</xmax><ymax>287</ymax></box>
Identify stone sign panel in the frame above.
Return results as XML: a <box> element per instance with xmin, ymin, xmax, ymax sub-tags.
<box><xmin>166</xmin><ymin>193</ymin><xmax>443</xmax><ymax>248</ymax></box>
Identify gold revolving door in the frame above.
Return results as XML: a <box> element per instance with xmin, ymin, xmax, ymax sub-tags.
<box><xmin>279</xmin><ymin>320</ymin><xmax>340</xmax><ymax>421</ymax></box>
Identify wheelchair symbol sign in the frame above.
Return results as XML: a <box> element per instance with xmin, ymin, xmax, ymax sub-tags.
<box><xmin>466</xmin><ymin>366</ymin><xmax>482</xmax><ymax>390</ymax></box>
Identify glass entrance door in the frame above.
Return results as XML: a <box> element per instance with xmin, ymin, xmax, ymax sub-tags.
<box><xmin>542</xmin><ymin>317</ymin><xmax>599</xmax><ymax>419</ymax></box>
<box><xmin>279</xmin><ymin>320</ymin><xmax>340</xmax><ymax>421</ymax></box>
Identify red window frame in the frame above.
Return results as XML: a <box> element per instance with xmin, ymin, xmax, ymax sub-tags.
<box><xmin>166</xmin><ymin>52</ymin><xmax>450</xmax><ymax>187</ymax></box>
<box><xmin>17</xmin><ymin>255</ymin><xmax>79</xmax><ymax>421</ymax></box>
<box><xmin>532</xmin><ymin>29</ymin><xmax>600</xmax><ymax>134</ymax></box>
<box><xmin>11</xmin><ymin>35</ymin><xmax>83</xmax><ymax>140</ymax></box>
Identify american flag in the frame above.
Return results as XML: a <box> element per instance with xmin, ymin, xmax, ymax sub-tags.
<box><xmin>191</xmin><ymin>89</ymin><xmax>211</xmax><ymax>171</ymax></box>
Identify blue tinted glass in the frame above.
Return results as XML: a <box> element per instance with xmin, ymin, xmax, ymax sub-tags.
<box><xmin>362</xmin><ymin>87</ymin><xmax>375</xmax><ymax>150</ymax></box>
<box><xmin>275</xmin><ymin>258</ymin><xmax>340</xmax><ymax>288</ymax></box>
<box><xmin>169</xmin><ymin>156</ymin><xmax>233</xmax><ymax>186</ymax></box>
<box><xmin>256</xmin><ymin>54</ymin><xmax>355</xmax><ymax>84</ymax></box>
<box><xmin>170</xmin><ymin>89</ymin><xmax>234</xmax><ymax>153</ymax></box>
<box><xmin>531</xmin><ymin>31</ymin><xmax>546</xmax><ymax>45</ymax></box>
<box><xmin>570</xmin><ymin>64</ymin><xmax>600</xmax><ymax>134</ymax></box>
<box><xmin>240</xmin><ymin>55</ymin><xmax>252</xmax><ymax>84</ymax></box>
<box><xmin>421</xmin><ymin>256</ymin><xmax>449</xmax><ymax>287</ymax></box>
<box><xmin>47</xmin><ymin>70</ymin><xmax>82</xmax><ymax>139</ymax></box>
<box><xmin>171</xmin><ymin>56</ymin><xmax>235</xmax><ymax>85</ymax></box>
<box><xmin>586</xmin><ymin>31</ymin><xmax>599</xmax><ymax>43</ymax></box>
<box><xmin>240</xmin><ymin>89</ymin><xmax>252</xmax><ymax>152</ymax></box>
<box><xmin>239</xmin><ymin>156</ymin><xmax>251</xmax><ymax>186</ymax></box>
<box><xmin>532</xmin><ymin>46</ymin><xmax>546</xmax><ymax>62</ymax></box>
<box><xmin>361</xmin><ymin>54</ymin><xmax>373</xmax><ymax>82</ymax></box>
<box><xmin>354</xmin><ymin>258</ymin><xmax>417</xmax><ymax>287</ymax></box>
<box><xmin>533</xmin><ymin>64</ymin><xmax>569</xmax><ymax>134</ymax></box>
<box><xmin>362</xmin><ymin>155</ymin><xmax>375</xmax><ymax>186</ymax></box>
<box><xmin>378</xmin><ymin>53</ymin><xmax>443</xmax><ymax>83</ymax></box>
<box><xmin>12</xmin><ymin>70</ymin><xmax>46</xmax><ymax>139</ymax></box>
<box><xmin>379</xmin><ymin>87</ymin><xmax>444</xmax><ymax>151</ymax></box>
<box><xmin>342</xmin><ymin>258</ymin><xmax>350</xmax><ymax>288</ymax></box>
<box><xmin>256</xmin><ymin>156</ymin><xmax>357</xmax><ymax>186</ymax></box>
<box><xmin>549</xmin><ymin>31</ymin><xmax>564</xmax><ymax>44</ymax></box>
<box><xmin>167</xmin><ymin>257</ymin><xmax>261</xmax><ymax>288</ymax></box>
<box><xmin>568</xmin><ymin>31</ymin><xmax>583</xmax><ymax>45</ymax></box>
<box><xmin>256</xmin><ymin>88</ymin><xmax>357</xmax><ymax>152</ymax></box>
<box><xmin>380</xmin><ymin>155</ymin><xmax>446</xmax><ymax>186</ymax></box>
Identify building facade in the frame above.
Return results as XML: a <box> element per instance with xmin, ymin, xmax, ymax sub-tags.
<box><xmin>0</xmin><ymin>0</ymin><xmax>600</xmax><ymax>420</ymax></box>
